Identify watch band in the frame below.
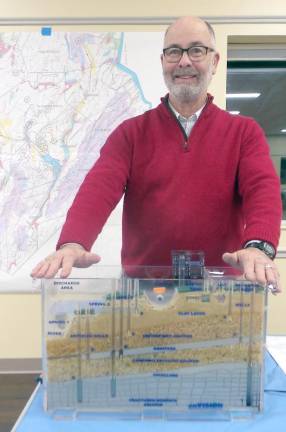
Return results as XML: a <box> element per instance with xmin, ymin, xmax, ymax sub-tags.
<box><xmin>244</xmin><ymin>241</ymin><xmax>276</xmax><ymax>260</ymax></box>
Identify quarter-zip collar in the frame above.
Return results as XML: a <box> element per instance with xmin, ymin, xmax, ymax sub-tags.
<box><xmin>161</xmin><ymin>93</ymin><xmax>214</xmax><ymax>119</ymax></box>
<box><xmin>160</xmin><ymin>93</ymin><xmax>214</xmax><ymax>150</ymax></box>
<box><xmin>168</xmin><ymin>101</ymin><xmax>205</xmax><ymax>138</ymax></box>
<box><xmin>168</xmin><ymin>100</ymin><xmax>205</xmax><ymax>124</ymax></box>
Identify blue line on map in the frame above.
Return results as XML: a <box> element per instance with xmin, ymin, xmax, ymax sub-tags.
<box><xmin>61</xmin><ymin>143</ymin><xmax>70</xmax><ymax>161</ymax></box>
<box><xmin>41</xmin><ymin>154</ymin><xmax>61</xmax><ymax>178</ymax></box>
<box><xmin>116</xmin><ymin>33</ymin><xmax>152</xmax><ymax>109</ymax></box>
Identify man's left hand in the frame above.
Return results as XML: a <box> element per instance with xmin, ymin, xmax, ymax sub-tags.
<box><xmin>222</xmin><ymin>248</ymin><xmax>281</xmax><ymax>294</ymax></box>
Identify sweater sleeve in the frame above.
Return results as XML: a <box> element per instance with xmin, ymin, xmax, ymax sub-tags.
<box><xmin>238</xmin><ymin>118</ymin><xmax>282</xmax><ymax>249</ymax></box>
<box><xmin>56</xmin><ymin>122</ymin><xmax>133</xmax><ymax>251</ymax></box>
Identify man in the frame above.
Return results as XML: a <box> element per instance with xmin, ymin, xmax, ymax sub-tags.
<box><xmin>32</xmin><ymin>16</ymin><xmax>282</xmax><ymax>291</ymax></box>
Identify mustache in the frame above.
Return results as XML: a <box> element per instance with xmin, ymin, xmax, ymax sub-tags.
<box><xmin>173</xmin><ymin>69</ymin><xmax>198</xmax><ymax>77</ymax></box>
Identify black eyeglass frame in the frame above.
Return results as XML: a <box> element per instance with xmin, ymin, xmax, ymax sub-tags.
<box><xmin>162</xmin><ymin>45</ymin><xmax>215</xmax><ymax>62</ymax></box>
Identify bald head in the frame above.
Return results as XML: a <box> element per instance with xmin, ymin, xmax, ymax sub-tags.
<box><xmin>164</xmin><ymin>16</ymin><xmax>216</xmax><ymax>49</ymax></box>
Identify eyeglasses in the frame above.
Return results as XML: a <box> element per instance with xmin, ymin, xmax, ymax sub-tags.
<box><xmin>163</xmin><ymin>45</ymin><xmax>215</xmax><ymax>63</ymax></box>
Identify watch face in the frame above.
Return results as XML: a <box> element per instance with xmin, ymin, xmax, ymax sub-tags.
<box><xmin>245</xmin><ymin>241</ymin><xmax>275</xmax><ymax>259</ymax></box>
<box><xmin>261</xmin><ymin>242</ymin><xmax>275</xmax><ymax>258</ymax></box>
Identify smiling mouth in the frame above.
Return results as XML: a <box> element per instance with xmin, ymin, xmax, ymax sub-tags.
<box><xmin>174</xmin><ymin>74</ymin><xmax>197</xmax><ymax>80</ymax></box>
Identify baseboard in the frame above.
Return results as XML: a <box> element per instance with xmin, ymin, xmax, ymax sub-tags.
<box><xmin>0</xmin><ymin>358</ymin><xmax>41</xmax><ymax>373</ymax></box>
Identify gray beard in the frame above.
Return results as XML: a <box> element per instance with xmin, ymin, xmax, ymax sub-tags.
<box><xmin>166</xmin><ymin>82</ymin><xmax>202</xmax><ymax>103</ymax></box>
<box><xmin>163</xmin><ymin>70</ymin><xmax>211</xmax><ymax>104</ymax></box>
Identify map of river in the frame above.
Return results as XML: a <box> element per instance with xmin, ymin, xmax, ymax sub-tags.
<box><xmin>0</xmin><ymin>31</ymin><xmax>164</xmax><ymax>284</ymax></box>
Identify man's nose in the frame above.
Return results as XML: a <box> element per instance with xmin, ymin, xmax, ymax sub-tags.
<box><xmin>178</xmin><ymin>51</ymin><xmax>193</xmax><ymax>67</ymax></box>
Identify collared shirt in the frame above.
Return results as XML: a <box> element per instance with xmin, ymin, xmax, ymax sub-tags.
<box><xmin>168</xmin><ymin>101</ymin><xmax>205</xmax><ymax>137</ymax></box>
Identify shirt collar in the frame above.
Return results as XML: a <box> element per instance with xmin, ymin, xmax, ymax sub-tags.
<box><xmin>168</xmin><ymin>100</ymin><xmax>205</xmax><ymax>121</ymax></box>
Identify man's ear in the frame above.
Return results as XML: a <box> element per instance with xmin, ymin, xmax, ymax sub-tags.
<box><xmin>212</xmin><ymin>52</ymin><xmax>220</xmax><ymax>75</ymax></box>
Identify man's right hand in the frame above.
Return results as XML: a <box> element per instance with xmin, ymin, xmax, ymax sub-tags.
<box><xmin>30</xmin><ymin>244</ymin><xmax>101</xmax><ymax>279</ymax></box>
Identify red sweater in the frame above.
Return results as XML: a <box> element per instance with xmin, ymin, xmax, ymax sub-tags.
<box><xmin>57</xmin><ymin>95</ymin><xmax>282</xmax><ymax>266</ymax></box>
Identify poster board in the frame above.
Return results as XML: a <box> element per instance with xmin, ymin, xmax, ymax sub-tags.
<box><xmin>0</xmin><ymin>30</ymin><xmax>166</xmax><ymax>291</ymax></box>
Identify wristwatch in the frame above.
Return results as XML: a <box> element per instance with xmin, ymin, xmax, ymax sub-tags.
<box><xmin>244</xmin><ymin>241</ymin><xmax>276</xmax><ymax>260</ymax></box>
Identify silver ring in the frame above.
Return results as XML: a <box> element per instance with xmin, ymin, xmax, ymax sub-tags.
<box><xmin>265</xmin><ymin>264</ymin><xmax>273</xmax><ymax>269</ymax></box>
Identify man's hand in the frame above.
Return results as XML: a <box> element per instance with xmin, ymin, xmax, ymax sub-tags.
<box><xmin>222</xmin><ymin>248</ymin><xmax>281</xmax><ymax>294</ymax></box>
<box><xmin>31</xmin><ymin>244</ymin><xmax>101</xmax><ymax>279</ymax></box>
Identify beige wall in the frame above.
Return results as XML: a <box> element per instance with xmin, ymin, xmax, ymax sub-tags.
<box><xmin>268</xmin><ymin>258</ymin><xmax>286</xmax><ymax>333</ymax></box>
<box><xmin>2</xmin><ymin>0</ymin><xmax>286</xmax><ymax>18</ymax></box>
<box><xmin>0</xmin><ymin>294</ymin><xmax>41</xmax><ymax>358</ymax></box>
<box><xmin>0</xmin><ymin>1</ymin><xmax>286</xmax><ymax>363</ymax></box>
